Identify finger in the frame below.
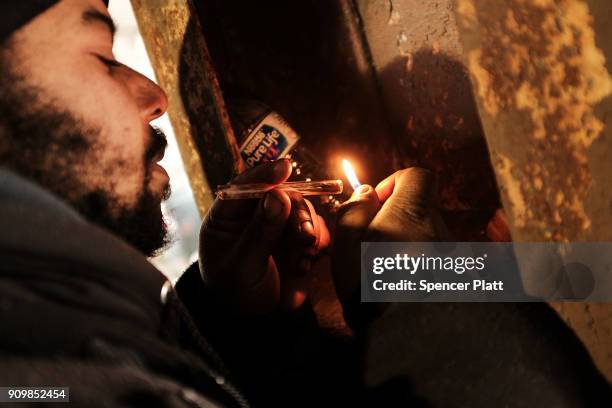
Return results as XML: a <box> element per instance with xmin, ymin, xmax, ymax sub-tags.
<box><xmin>279</xmin><ymin>199</ymin><xmax>330</xmax><ymax>281</ymax></box>
<box><xmin>332</xmin><ymin>185</ymin><xmax>380</xmax><ymax>303</ymax></box>
<box><xmin>236</xmin><ymin>190</ymin><xmax>291</xmax><ymax>287</ymax></box>
<box><xmin>300</xmin><ymin>212</ymin><xmax>330</xmax><ymax>256</ymax></box>
<box><xmin>336</xmin><ymin>185</ymin><xmax>381</xmax><ymax>239</ymax></box>
<box><xmin>380</xmin><ymin>167</ymin><xmax>438</xmax><ymax>218</ymax></box>
<box><xmin>231</xmin><ymin>158</ymin><xmax>292</xmax><ymax>185</ymax></box>
<box><xmin>284</xmin><ymin>198</ymin><xmax>323</xmax><ymax>274</ymax></box>
<box><xmin>313</xmin><ymin>214</ymin><xmax>330</xmax><ymax>252</ymax></box>
<box><xmin>370</xmin><ymin>168</ymin><xmax>439</xmax><ymax>240</ymax></box>
<box><xmin>304</xmin><ymin>199</ymin><xmax>318</xmax><ymax>244</ymax></box>
<box><xmin>375</xmin><ymin>171</ymin><xmax>399</xmax><ymax>203</ymax></box>
<box><xmin>208</xmin><ymin>159</ymin><xmax>292</xmax><ymax>224</ymax></box>
<box><xmin>294</xmin><ymin>213</ymin><xmax>330</xmax><ymax>273</ymax></box>
<box><xmin>286</xmin><ymin>192</ymin><xmax>317</xmax><ymax>245</ymax></box>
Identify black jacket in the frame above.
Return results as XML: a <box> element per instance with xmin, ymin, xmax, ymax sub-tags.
<box><xmin>0</xmin><ymin>170</ymin><xmax>610</xmax><ymax>407</ymax></box>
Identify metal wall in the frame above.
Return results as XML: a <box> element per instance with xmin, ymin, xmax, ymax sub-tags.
<box><xmin>132</xmin><ymin>0</ymin><xmax>612</xmax><ymax>379</ymax></box>
<box><xmin>455</xmin><ymin>0</ymin><xmax>612</xmax><ymax>378</ymax></box>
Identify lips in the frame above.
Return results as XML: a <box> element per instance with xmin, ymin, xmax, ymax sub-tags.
<box><xmin>150</xmin><ymin>163</ymin><xmax>170</xmax><ymax>199</ymax></box>
<box><xmin>152</xmin><ymin>162</ymin><xmax>169</xmax><ymax>178</ymax></box>
<box><xmin>146</xmin><ymin>127</ymin><xmax>170</xmax><ymax>198</ymax></box>
<box><xmin>147</xmin><ymin>126</ymin><xmax>168</xmax><ymax>164</ymax></box>
<box><xmin>152</xmin><ymin>148</ymin><xmax>165</xmax><ymax>164</ymax></box>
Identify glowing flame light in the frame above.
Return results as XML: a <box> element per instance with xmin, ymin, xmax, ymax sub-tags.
<box><xmin>342</xmin><ymin>159</ymin><xmax>362</xmax><ymax>191</ymax></box>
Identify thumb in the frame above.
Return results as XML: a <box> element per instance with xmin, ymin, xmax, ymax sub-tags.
<box><xmin>333</xmin><ymin>185</ymin><xmax>381</xmax><ymax>303</ymax></box>
<box><xmin>336</xmin><ymin>185</ymin><xmax>382</xmax><ymax>242</ymax></box>
<box><xmin>369</xmin><ymin>168</ymin><xmax>440</xmax><ymax>241</ymax></box>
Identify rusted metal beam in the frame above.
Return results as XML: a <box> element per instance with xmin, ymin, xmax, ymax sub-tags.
<box><xmin>132</xmin><ymin>0</ymin><xmax>612</xmax><ymax>378</ymax></box>
<box><xmin>454</xmin><ymin>0</ymin><xmax>612</xmax><ymax>379</ymax></box>
<box><xmin>190</xmin><ymin>0</ymin><xmax>396</xmax><ymax>186</ymax></box>
<box><xmin>355</xmin><ymin>0</ymin><xmax>501</xmax><ymax>241</ymax></box>
<box><xmin>130</xmin><ymin>0</ymin><xmax>244</xmax><ymax>216</ymax></box>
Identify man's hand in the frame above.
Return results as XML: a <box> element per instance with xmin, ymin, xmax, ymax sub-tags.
<box><xmin>332</xmin><ymin>167</ymin><xmax>448</xmax><ymax>304</ymax></box>
<box><xmin>199</xmin><ymin>159</ymin><xmax>330</xmax><ymax>315</ymax></box>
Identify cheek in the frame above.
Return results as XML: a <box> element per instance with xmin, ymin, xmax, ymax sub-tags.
<box><xmin>54</xmin><ymin>67</ymin><xmax>150</xmax><ymax>202</ymax></box>
<box><xmin>69</xmin><ymin>75</ymin><xmax>145</xmax><ymax>154</ymax></box>
<box><xmin>90</xmin><ymin>126</ymin><xmax>149</xmax><ymax>209</ymax></box>
<box><xmin>61</xmin><ymin>69</ymin><xmax>148</xmax><ymax>167</ymax></box>
<box><xmin>33</xmin><ymin>63</ymin><xmax>147</xmax><ymax>164</ymax></box>
<box><xmin>69</xmin><ymin>78</ymin><xmax>149</xmax><ymax>188</ymax></box>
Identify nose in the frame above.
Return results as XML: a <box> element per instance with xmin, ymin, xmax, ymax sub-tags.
<box><xmin>126</xmin><ymin>68</ymin><xmax>169</xmax><ymax>122</ymax></box>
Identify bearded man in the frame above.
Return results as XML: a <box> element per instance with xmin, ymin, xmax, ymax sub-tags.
<box><xmin>0</xmin><ymin>1</ymin><xmax>610</xmax><ymax>407</ymax></box>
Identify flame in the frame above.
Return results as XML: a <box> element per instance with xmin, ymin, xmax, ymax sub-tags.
<box><xmin>342</xmin><ymin>159</ymin><xmax>362</xmax><ymax>190</ymax></box>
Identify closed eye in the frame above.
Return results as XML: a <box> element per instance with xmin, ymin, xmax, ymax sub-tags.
<box><xmin>96</xmin><ymin>55</ymin><xmax>122</xmax><ymax>69</ymax></box>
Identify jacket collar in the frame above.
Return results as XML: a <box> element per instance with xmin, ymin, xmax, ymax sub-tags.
<box><xmin>0</xmin><ymin>169</ymin><xmax>167</xmax><ymax>330</ymax></box>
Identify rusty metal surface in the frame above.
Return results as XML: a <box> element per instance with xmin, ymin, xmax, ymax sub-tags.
<box><xmin>355</xmin><ymin>0</ymin><xmax>501</xmax><ymax>239</ymax></box>
<box><xmin>131</xmin><ymin>0</ymin><xmax>243</xmax><ymax>215</ymax></box>
<box><xmin>454</xmin><ymin>0</ymin><xmax>612</xmax><ymax>379</ymax></box>
<box><xmin>190</xmin><ymin>0</ymin><xmax>396</xmax><ymax>186</ymax></box>
<box><xmin>455</xmin><ymin>0</ymin><xmax>612</xmax><ymax>242</ymax></box>
<box><xmin>133</xmin><ymin>0</ymin><xmax>612</xmax><ymax>377</ymax></box>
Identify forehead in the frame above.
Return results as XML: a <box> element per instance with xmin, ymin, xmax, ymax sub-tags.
<box><xmin>6</xmin><ymin>0</ymin><xmax>115</xmax><ymax>75</ymax></box>
<box><xmin>62</xmin><ymin>0</ymin><xmax>110</xmax><ymax>17</ymax></box>
<box><xmin>31</xmin><ymin>0</ymin><xmax>113</xmax><ymax>41</ymax></box>
<box><xmin>0</xmin><ymin>0</ymin><xmax>107</xmax><ymax>46</ymax></box>
<box><xmin>46</xmin><ymin>0</ymin><xmax>110</xmax><ymax>25</ymax></box>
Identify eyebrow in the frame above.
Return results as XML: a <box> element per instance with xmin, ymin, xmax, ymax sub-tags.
<box><xmin>82</xmin><ymin>8</ymin><xmax>117</xmax><ymax>37</ymax></box>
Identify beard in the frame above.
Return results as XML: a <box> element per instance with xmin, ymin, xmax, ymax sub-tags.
<box><xmin>0</xmin><ymin>56</ymin><xmax>171</xmax><ymax>257</ymax></box>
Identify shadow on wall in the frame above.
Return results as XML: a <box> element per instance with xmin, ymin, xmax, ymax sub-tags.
<box><xmin>377</xmin><ymin>50</ymin><xmax>501</xmax><ymax>240</ymax></box>
<box><xmin>176</xmin><ymin>2</ymin><xmax>501</xmax><ymax>240</ymax></box>
<box><xmin>379</xmin><ymin>50</ymin><xmax>500</xmax><ymax>213</ymax></box>
<box><xmin>182</xmin><ymin>0</ymin><xmax>397</xmax><ymax>186</ymax></box>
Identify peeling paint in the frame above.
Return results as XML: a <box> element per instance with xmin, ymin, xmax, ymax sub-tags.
<box><xmin>456</xmin><ymin>0</ymin><xmax>612</xmax><ymax>238</ymax></box>
<box><xmin>132</xmin><ymin>0</ymin><xmax>240</xmax><ymax>216</ymax></box>
<box><xmin>455</xmin><ymin>0</ymin><xmax>612</xmax><ymax>380</ymax></box>
<box><xmin>496</xmin><ymin>153</ymin><xmax>526</xmax><ymax>227</ymax></box>
<box><xmin>387</xmin><ymin>0</ymin><xmax>401</xmax><ymax>25</ymax></box>
<box><xmin>468</xmin><ymin>49</ymin><xmax>499</xmax><ymax>116</ymax></box>
<box><xmin>358</xmin><ymin>0</ymin><xmax>499</xmax><ymax>222</ymax></box>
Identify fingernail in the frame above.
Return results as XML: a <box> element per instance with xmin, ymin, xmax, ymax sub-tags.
<box><xmin>351</xmin><ymin>184</ymin><xmax>371</xmax><ymax>200</ymax></box>
<box><xmin>263</xmin><ymin>193</ymin><xmax>284</xmax><ymax>220</ymax></box>
<box><xmin>299</xmin><ymin>220</ymin><xmax>315</xmax><ymax>237</ymax></box>
<box><xmin>357</xmin><ymin>185</ymin><xmax>371</xmax><ymax>195</ymax></box>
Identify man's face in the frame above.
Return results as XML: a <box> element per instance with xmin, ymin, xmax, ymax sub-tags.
<box><xmin>0</xmin><ymin>0</ymin><xmax>171</xmax><ymax>255</ymax></box>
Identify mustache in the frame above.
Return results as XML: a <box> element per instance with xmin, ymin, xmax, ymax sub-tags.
<box><xmin>145</xmin><ymin>126</ymin><xmax>168</xmax><ymax>164</ymax></box>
